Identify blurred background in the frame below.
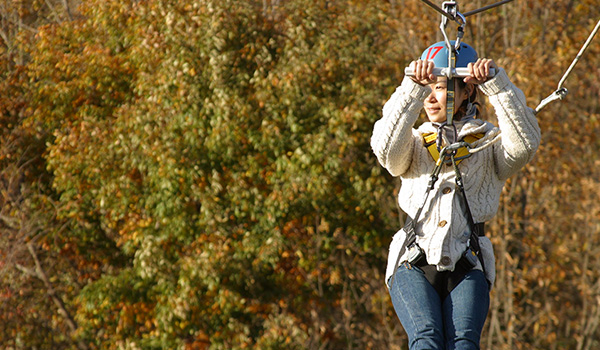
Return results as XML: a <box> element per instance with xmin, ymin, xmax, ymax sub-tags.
<box><xmin>1</xmin><ymin>0</ymin><xmax>599</xmax><ymax>349</ymax></box>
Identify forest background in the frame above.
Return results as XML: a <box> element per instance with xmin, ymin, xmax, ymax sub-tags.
<box><xmin>1</xmin><ymin>0</ymin><xmax>599</xmax><ymax>349</ymax></box>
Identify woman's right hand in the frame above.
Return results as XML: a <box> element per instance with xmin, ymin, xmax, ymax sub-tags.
<box><xmin>409</xmin><ymin>59</ymin><xmax>437</xmax><ymax>86</ymax></box>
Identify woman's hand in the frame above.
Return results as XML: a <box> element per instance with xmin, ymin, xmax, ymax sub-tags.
<box><xmin>409</xmin><ymin>59</ymin><xmax>437</xmax><ymax>86</ymax></box>
<box><xmin>465</xmin><ymin>58</ymin><xmax>498</xmax><ymax>84</ymax></box>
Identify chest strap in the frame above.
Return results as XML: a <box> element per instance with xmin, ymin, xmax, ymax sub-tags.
<box><xmin>423</xmin><ymin>132</ymin><xmax>484</xmax><ymax>165</ymax></box>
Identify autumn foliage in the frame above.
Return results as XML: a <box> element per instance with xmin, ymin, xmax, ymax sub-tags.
<box><xmin>1</xmin><ymin>0</ymin><xmax>599</xmax><ymax>349</ymax></box>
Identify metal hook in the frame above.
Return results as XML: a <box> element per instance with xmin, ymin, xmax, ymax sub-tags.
<box><xmin>455</xmin><ymin>12</ymin><xmax>466</xmax><ymax>50</ymax></box>
<box><xmin>534</xmin><ymin>88</ymin><xmax>568</xmax><ymax>115</ymax></box>
<box><xmin>419</xmin><ymin>0</ymin><xmax>455</xmax><ymax>21</ymax></box>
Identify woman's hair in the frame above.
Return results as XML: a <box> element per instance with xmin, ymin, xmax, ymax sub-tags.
<box><xmin>454</xmin><ymin>79</ymin><xmax>480</xmax><ymax>121</ymax></box>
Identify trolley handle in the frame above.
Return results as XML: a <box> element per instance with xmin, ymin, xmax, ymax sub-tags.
<box><xmin>404</xmin><ymin>67</ymin><xmax>496</xmax><ymax>78</ymax></box>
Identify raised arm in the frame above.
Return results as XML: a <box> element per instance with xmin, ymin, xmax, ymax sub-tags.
<box><xmin>371</xmin><ymin>76</ymin><xmax>430</xmax><ymax>176</ymax></box>
<box><xmin>478</xmin><ymin>68</ymin><xmax>541</xmax><ymax>179</ymax></box>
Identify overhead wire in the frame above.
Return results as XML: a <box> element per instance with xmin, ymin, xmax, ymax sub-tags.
<box><xmin>463</xmin><ymin>0</ymin><xmax>516</xmax><ymax>17</ymax></box>
<box><xmin>418</xmin><ymin>0</ymin><xmax>515</xmax><ymax>19</ymax></box>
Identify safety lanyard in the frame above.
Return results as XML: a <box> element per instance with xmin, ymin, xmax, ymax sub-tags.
<box><xmin>440</xmin><ymin>1</ymin><xmax>461</xmax><ymax>127</ymax></box>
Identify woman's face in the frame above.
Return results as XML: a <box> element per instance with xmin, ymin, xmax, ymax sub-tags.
<box><xmin>424</xmin><ymin>77</ymin><xmax>470</xmax><ymax>123</ymax></box>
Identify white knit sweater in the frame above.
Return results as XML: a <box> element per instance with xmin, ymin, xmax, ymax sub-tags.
<box><xmin>371</xmin><ymin>69</ymin><xmax>541</xmax><ymax>287</ymax></box>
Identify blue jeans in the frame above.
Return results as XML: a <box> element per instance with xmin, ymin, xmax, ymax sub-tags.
<box><xmin>389</xmin><ymin>263</ymin><xmax>489</xmax><ymax>350</ymax></box>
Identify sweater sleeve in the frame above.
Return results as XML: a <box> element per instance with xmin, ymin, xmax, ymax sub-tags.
<box><xmin>478</xmin><ymin>68</ymin><xmax>541</xmax><ymax>180</ymax></box>
<box><xmin>371</xmin><ymin>77</ymin><xmax>430</xmax><ymax>177</ymax></box>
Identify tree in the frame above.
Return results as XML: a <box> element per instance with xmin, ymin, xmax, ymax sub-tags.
<box><xmin>1</xmin><ymin>0</ymin><xmax>599</xmax><ymax>349</ymax></box>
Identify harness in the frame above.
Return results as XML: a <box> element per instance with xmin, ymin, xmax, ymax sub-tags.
<box><xmin>420</xmin><ymin>130</ymin><xmax>486</xmax><ymax>261</ymax></box>
<box><xmin>423</xmin><ymin>131</ymin><xmax>484</xmax><ymax>165</ymax></box>
<box><xmin>388</xmin><ymin>128</ymin><xmax>488</xmax><ymax>296</ymax></box>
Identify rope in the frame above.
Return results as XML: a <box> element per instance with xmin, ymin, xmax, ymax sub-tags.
<box><xmin>558</xmin><ymin>18</ymin><xmax>600</xmax><ymax>90</ymax></box>
<box><xmin>469</xmin><ymin>128</ymin><xmax>501</xmax><ymax>153</ymax></box>
<box><xmin>535</xmin><ymin>17</ymin><xmax>600</xmax><ymax>114</ymax></box>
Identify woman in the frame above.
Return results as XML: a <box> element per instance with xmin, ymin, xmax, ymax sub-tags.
<box><xmin>371</xmin><ymin>41</ymin><xmax>541</xmax><ymax>349</ymax></box>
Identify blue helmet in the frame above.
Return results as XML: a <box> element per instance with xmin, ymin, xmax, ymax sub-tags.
<box><xmin>420</xmin><ymin>41</ymin><xmax>478</xmax><ymax>68</ymax></box>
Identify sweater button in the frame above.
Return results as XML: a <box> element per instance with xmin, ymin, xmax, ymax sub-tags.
<box><xmin>438</xmin><ymin>220</ymin><xmax>447</xmax><ymax>227</ymax></box>
<box><xmin>442</xmin><ymin>187</ymin><xmax>452</xmax><ymax>194</ymax></box>
<box><xmin>441</xmin><ymin>256</ymin><xmax>451</xmax><ymax>265</ymax></box>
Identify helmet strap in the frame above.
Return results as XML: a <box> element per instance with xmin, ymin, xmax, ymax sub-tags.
<box><xmin>465</xmin><ymin>101</ymin><xmax>477</xmax><ymax>118</ymax></box>
<box><xmin>445</xmin><ymin>64</ymin><xmax>456</xmax><ymax>126</ymax></box>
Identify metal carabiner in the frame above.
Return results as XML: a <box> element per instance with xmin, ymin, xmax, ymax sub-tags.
<box><xmin>440</xmin><ymin>2</ymin><xmax>467</xmax><ymax>54</ymax></box>
<box><xmin>454</xmin><ymin>12</ymin><xmax>466</xmax><ymax>50</ymax></box>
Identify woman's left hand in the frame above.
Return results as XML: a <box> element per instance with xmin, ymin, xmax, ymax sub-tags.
<box><xmin>464</xmin><ymin>58</ymin><xmax>498</xmax><ymax>84</ymax></box>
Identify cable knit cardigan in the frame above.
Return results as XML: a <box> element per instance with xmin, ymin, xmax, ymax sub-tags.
<box><xmin>371</xmin><ymin>69</ymin><xmax>541</xmax><ymax>287</ymax></box>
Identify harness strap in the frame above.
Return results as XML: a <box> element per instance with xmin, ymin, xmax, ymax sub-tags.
<box><xmin>451</xmin><ymin>155</ymin><xmax>486</xmax><ymax>272</ymax></box>
<box><xmin>413</xmin><ymin>252</ymin><xmax>481</xmax><ymax>300</ymax></box>
<box><xmin>423</xmin><ymin>132</ymin><xmax>484</xmax><ymax>165</ymax></box>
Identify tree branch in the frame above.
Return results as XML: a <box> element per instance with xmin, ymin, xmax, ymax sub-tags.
<box><xmin>26</xmin><ymin>243</ymin><xmax>90</xmax><ymax>350</ymax></box>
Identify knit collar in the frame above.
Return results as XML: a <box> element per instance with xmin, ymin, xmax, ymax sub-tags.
<box><xmin>431</xmin><ymin>114</ymin><xmax>476</xmax><ymax>150</ymax></box>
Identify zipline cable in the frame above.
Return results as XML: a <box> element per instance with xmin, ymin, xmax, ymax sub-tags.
<box><xmin>534</xmin><ymin>17</ymin><xmax>600</xmax><ymax>114</ymax></box>
<box><xmin>463</xmin><ymin>0</ymin><xmax>516</xmax><ymax>17</ymax></box>
<box><xmin>418</xmin><ymin>0</ymin><xmax>516</xmax><ymax>20</ymax></box>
